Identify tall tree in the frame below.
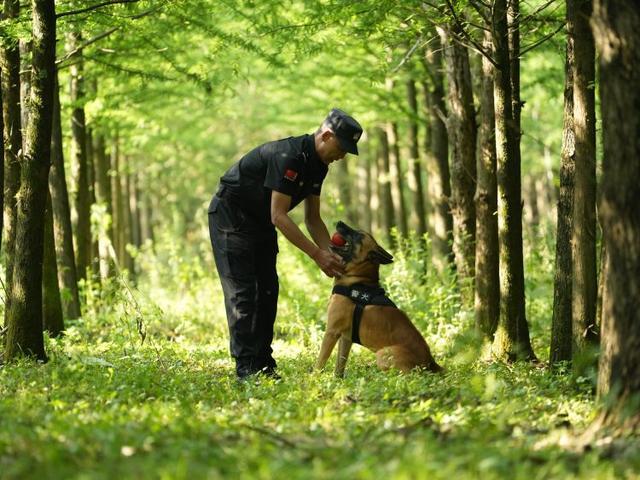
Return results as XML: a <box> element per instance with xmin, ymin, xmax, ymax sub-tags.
<box><xmin>550</xmin><ymin>6</ymin><xmax>576</xmax><ymax>364</ymax></box>
<box><xmin>0</xmin><ymin>74</ymin><xmax>3</xmax><ymax>251</ymax></box>
<box><xmin>4</xmin><ymin>0</ymin><xmax>56</xmax><ymax>361</ymax></box>
<box><xmin>437</xmin><ymin>24</ymin><xmax>477</xmax><ymax>288</ymax></box>
<box><xmin>474</xmin><ymin>31</ymin><xmax>500</xmax><ymax>341</ymax></box>
<box><xmin>50</xmin><ymin>74</ymin><xmax>81</xmax><ymax>319</ymax></box>
<box><xmin>68</xmin><ymin>32</ymin><xmax>91</xmax><ymax>280</ymax></box>
<box><xmin>1</xmin><ymin>0</ymin><xmax>22</xmax><ymax>325</ymax></box>
<box><xmin>336</xmin><ymin>153</ymin><xmax>355</xmax><ymax>225</ymax></box>
<box><xmin>490</xmin><ymin>0</ymin><xmax>535</xmax><ymax>361</ymax></box>
<box><xmin>386</xmin><ymin>118</ymin><xmax>408</xmax><ymax>239</ymax></box>
<box><xmin>589</xmin><ymin>0</ymin><xmax>640</xmax><ymax>437</ymax></box>
<box><xmin>356</xmin><ymin>147</ymin><xmax>373</xmax><ymax>233</ymax></box>
<box><xmin>122</xmin><ymin>164</ymin><xmax>135</xmax><ymax>275</ymax></box>
<box><xmin>43</xmin><ymin>190</ymin><xmax>63</xmax><ymax>337</ymax></box>
<box><xmin>93</xmin><ymin>132</ymin><xmax>114</xmax><ymax>278</ymax></box>
<box><xmin>377</xmin><ymin>128</ymin><xmax>395</xmax><ymax>246</ymax></box>
<box><xmin>406</xmin><ymin>77</ymin><xmax>427</xmax><ymax>239</ymax></box>
<box><xmin>111</xmin><ymin>135</ymin><xmax>123</xmax><ymax>266</ymax></box>
<box><xmin>422</xmin><ymin>40</ymin><xmax>454</xmax><ymax>271</ymax></box>
<box><xmin>571</xmin><ymin>0</ymin><xmax>599</xmax><ymax>355</ymax></box>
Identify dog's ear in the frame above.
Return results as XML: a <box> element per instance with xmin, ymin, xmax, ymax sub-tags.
<box><xmin>367</xmin><ymin>246</ymin><xmax>394</xmax><ymax>264</ymax></box>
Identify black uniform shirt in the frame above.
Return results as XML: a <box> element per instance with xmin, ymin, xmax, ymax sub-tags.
<box><xmin>212</xmin><ymin>134</ymin><xmax>328</xmax><ymax>230</ymax></box>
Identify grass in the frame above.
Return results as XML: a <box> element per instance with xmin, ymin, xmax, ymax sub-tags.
<box><xmin>0</xmin><ymin>229</ymin><xmax>638</xmax><ymax>479</ymax></box>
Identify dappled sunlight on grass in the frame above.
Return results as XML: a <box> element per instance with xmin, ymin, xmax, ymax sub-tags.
<box><xmin>1</xmin><ymin>229</ymin><xmax>637</xmax><ymax>479</ymax></box>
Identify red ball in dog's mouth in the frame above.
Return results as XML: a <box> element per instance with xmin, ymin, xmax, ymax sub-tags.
<box><xmin>331</xmin><ymin>232</ymin><xmax>346</xmax><ymax>246</ymax></box>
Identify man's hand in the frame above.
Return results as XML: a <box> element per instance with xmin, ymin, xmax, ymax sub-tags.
<box><xmin>312</xmin><ymin>248</ymin><xmax>345</xmax><ymax>278</ymax></box>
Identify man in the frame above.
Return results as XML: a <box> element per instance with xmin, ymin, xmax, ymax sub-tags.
<box><xmin>208</xmin><ymin>108</ymin><xmax>364</xmax><ymax>380</ymax></box>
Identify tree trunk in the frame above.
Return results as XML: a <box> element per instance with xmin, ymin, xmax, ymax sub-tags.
<box><xmin>43</xmin><ymin>189</ymin><xmax>63</xmax><ymax>337</ymax></box>
<box><xmin>93</xmin><ymin>132</ymin><xmax>114</xmax><ymax>278</ymax></box>
<box><xmin>50</xmin><ymin>74</ymin><xmax>81</xmax><ymax>320</ymax></box>
<box><xmin>550</xmin><ymin>16</ymin><xmax>576</xmax><ymax>364</ymax></box>
<box><xmin>406</xmin><ymin>78</ymin><xmax>427</xmax><ymax>239</ymax></box>
<box><xmin>438</xmin><ymin>24</ymin><xmax>477</xmax><ymax>288</ymax></box>
<box><xmin>490</xmin><ymin>0</ymin><xmax>535</xmax><ymax>362</ymax></box>
<box><xmin>68</xmin><ymin>32</ymin><xmax>91</xmax><ymax>281</ymax></box>
<box><xmin>508</xmin><ymin>0</ymin><xmax>523</xmax><ymax>181</ymax></box>
<box><xmin>386</xmin><ymin>119</ymin><xmax>408</xmax><ymax>239</ymax></box>
<box><xmin>368</xmin><ymin>143</ymin><xmax>380</xmax><ymax>234</ymax></box>
<box><xmin>86</xmin><ymin>128</ymin><xmax>100</xmax><ymax>277</ymax></box>
<box><xmin>123</xmin><ymin>168</ymin><xmax>135</xmax><ymax>276</ymax></box>
<box><xmin>572</xmin><ymin>0</ymin><xmax>599</xmax><ymax>356</ymax></box>
<box><xmin>4</xmin><ymin>0</ymin><xmax>56</xmax><ymax>361</ymax></box>
<box><xmin>131</xmin><ymin>171</ymin><xmax>142</xmax><ymax>249</ymax></box>
<box><xmin>475</xmin><ymin>31</ymin><xmax>500</xmax><ymax>341</ymax></box>
<box><xmin>422</xmin><ymin>40</ymin><xmax>454</xmax><ymax>272</ymax></box>
<box><xmin>336</xmin><ymin>154</ymin><xmax>355</xmax><ymax>225</ymax></box>
<box><xmin>356</xmin><ymin>146</ymin><xmax>373</xmax><ymax>233</ymax></box>
<box><xmin>377</xmin><ymin>128</ymin><xmax>395</xmax><ymax>246</ymax></box>
<box><xmin>19</xmin><ymin>40</ymin><xmax>30</xmax><ymax>144</ymax></box>
<box><xmin>591</xmin><ymin>0</ymin><xmax>640</xmax><ymax>410</ymax></box>
<box><xmin>111</xmin><ymin>136</ymin><xmax>123</xmax><ymax>266</ymax></box>
<box><xmin>0</xmin><ymin>78</ymin><xmax>3</xmax><ymax>251</ymax></box>
<box><xmin>1</xmin><ymin>0</ymin><xmax>23</xmax><ymax>325</ymax></box>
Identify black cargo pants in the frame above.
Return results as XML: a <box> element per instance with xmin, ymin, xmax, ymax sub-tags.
<box><xmin>208</xmin><ymin>190</ymin><xmax>279</xmax><ymax>377</ymax></box>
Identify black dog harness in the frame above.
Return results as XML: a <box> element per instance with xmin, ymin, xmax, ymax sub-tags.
<box><xmin>331</xmin><ymin>284</ymin><xmax>397</xmax><ymax>345</ymax></box>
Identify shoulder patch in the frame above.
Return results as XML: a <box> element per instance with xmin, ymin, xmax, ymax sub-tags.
<box><xmin>284</xmin><ymin>169</ymin><xmax>298</xmax><ymax>181</ymax></box>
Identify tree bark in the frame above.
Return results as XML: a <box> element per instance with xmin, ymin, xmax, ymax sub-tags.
<box><xmin>68</xmin><ymin>32</ymin><xmax>91</xmax><ymax>281</ymax></box>
<box><xmin>4</xmin><ymin>0</ymin><xmax>56</xmax><ymax>361</ymax></box>
<box><xmin>356</xmin><ymin>146</ymin><xmax>373</xmax><ymax>233</ymax></box>
<box><xmin>1</xmin><ymin>0</ymin><xmax>23</xmax><ymax>325</ymax></box>
<box><xmin>368</xmin><ymin>142</ymin><xmax>380</xmax><ymax>234</ymax></box>
<box><xmin>123</xmin><ymin>167</ymin><xmax>135</xmax><ymax>276</ymax></box>
<box><xmin>475</xmin><ymin>31</ymin><xmax>500</xmax><ymax>341</ymax></box>
<box><xmin>490</xmin><ymin>0</ymin><xmax>535</xmax><ymax>362</ymax></box>
<box><xmin>111</xmin><ymin>135</ymin><xmax>123</xmax><ymax>266</ymax></box>
<box><xmin>336</xmin><ymin>153</ymin><xmax>355</xmax><ymax>225</ymax></box>
<box><xmin>43</xmin><ymin>189</ymin><xmax>63</xmax><ymax>337</ymax></box>
<box><xmin>386</xmin><ymin>119</ymin><xmax>408</xmax><ymax>239</ymax></box>
<box><xmin>572</xmin><ymin>0</ymin><xmax>599</xmax><ymax>356</ymax></box>
<box><xmin>19</xmin><ymin>40</ymin><xmax>30</xmax><ymax>144</ymax></box>
<box><xmin>422</xmin><ymin>40</ymin><xmax>454</xmax><ymax>272</ymax></box>
<box><xmin>406</xmin><ymin>77</ymin><xmax>427</xmax><ymax>239</ymax></box>
<box><xmin>591</xmin><ymin>0</ymin><xmax>640</xmax><ymax>428</ymax></box>
<box><xmin>550</xmin><ymin>13</ymin><xmax>576</xmax><ymax>364</ymax></box>
<box><xmin>93</xmin><ymin>132</ymin><xmax>114</xmax><ymax>278</ymax></box>
<box><xmin>438</xmin><ymin>24</ymin><xmax>477</xmax><ymax>289</ymax></box>
<box><xmin>50</xmin><ymin>74</ymin><xmax>81</xmax><ymax>319</ymax></box>
<box><xmin>0</xmin><ymin>75</ymin><xmax>3</xmax><ymax>251</ymax></box>
<box><xmin>377</xmin><ymin>128</ymin><xmax>395</xmax><ymax>246</ymax></box>
<box><xmin>86</xmin><ymin>127</ymin><xmax>100</xmax><ymax>277</ymax></box>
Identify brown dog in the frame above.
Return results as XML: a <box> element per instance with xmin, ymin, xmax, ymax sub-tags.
<box><xmin>315</xmin><ymin>221</ymin><xmax>442</xmax><ymax>377</ymax></box>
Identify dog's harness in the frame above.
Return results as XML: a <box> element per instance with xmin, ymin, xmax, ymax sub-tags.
<box><xmin>332</xmin><ymin>283</ymin><xmax>397</xmax><ymax>345</ymax></box>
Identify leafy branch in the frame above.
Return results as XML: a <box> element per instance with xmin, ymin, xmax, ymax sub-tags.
<box><xmin>57</xmin><ymin>0</ymin><xmax>140</xmax><ymax>19</ymax></box>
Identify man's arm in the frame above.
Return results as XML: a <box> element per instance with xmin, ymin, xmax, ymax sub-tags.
<box><xmin>304</xmin><ymin>195</ymin><xmax>331</xmax><ymax>250</ymax></box>
<box><xmin>271</xmin><ymin>191</ymin><xmax>344</xmax><ymax>277</ymax></box>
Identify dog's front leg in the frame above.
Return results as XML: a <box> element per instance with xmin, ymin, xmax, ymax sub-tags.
<box><xmin>334</xmin><ymin>335</ymin><xmax>353</xmax><ymax>377</ymax></box>
<box><xmin>315</xmin><ymin>330</ymin><xmax>341</xmax><ymax>371</ymax></box>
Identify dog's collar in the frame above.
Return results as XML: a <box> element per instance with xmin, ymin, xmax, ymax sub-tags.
<box><xmin>332</xmin><ymin>284</ymin><xmax>395</xmax><ymax>306</ymax></box>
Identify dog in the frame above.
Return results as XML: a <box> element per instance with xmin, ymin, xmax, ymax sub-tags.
<box><xmin>315</xmin><ymin>221</ymin><xmax>442</xmax><ymax>377</ymax></box>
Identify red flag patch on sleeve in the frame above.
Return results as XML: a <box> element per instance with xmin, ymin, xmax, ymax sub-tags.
<box><xmin>284</xmin><ymin>169</ymin><xmax>298</xmax><ymax>181</ymax></box>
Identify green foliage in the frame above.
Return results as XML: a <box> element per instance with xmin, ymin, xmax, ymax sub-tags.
<box><xmin>2</xmin><ymin>231</ymin><xmax>638</xmax><ymax>479</ymax></box>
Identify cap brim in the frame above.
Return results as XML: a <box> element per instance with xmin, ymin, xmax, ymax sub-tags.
<box><xmin>336</xmin><ymin>136</ymin><xmax>359</xmax><ymax>155</ymax></box>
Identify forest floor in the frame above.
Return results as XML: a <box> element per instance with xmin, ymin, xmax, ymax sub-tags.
<box><xmin>1</xmin><ymin>231</ymin><xmax>639</xmax><ymax>479</ymax></box>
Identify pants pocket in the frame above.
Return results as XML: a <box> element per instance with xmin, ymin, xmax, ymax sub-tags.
<box><xmin>210</xmin><ymin>197</ymin><xmax>246</xmax><ymax>232</ymax></box>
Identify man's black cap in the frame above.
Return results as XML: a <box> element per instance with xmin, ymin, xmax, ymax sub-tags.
<box><xmin>325</xmin><ymin>108</ymin><xmax>363</xmax><ymax>155</ymax></box>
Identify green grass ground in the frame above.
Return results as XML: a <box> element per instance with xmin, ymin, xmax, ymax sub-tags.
<box><xmin>1</xmin><ymin>231</ymin><xmax>638</xmax><ymax>479</ymax></box>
